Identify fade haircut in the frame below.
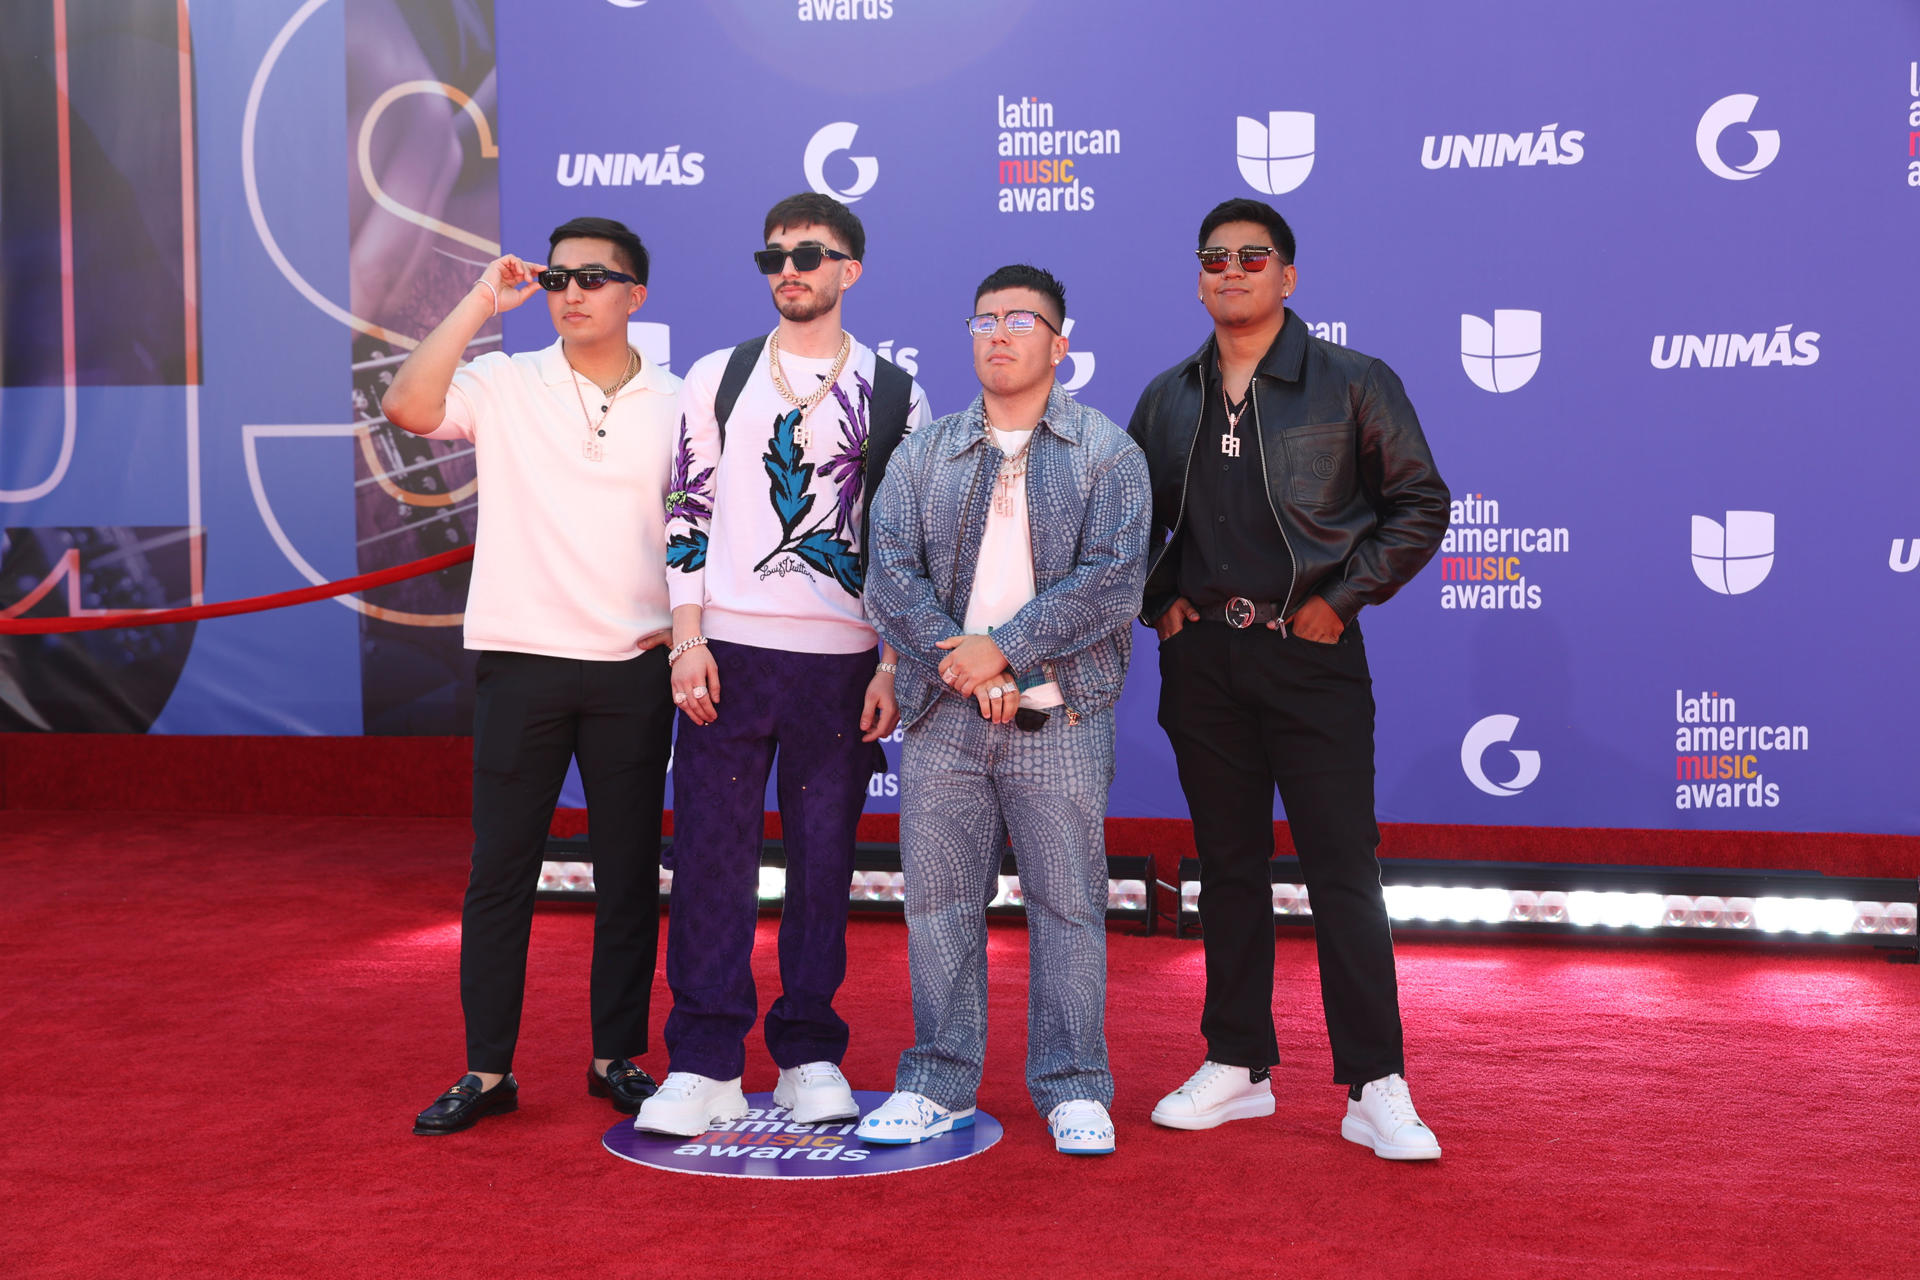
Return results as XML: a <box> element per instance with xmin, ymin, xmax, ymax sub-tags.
<box><xmin>548</xmin><ymin>216</ymin><xmax>650</xmax><ymax>285</ymax></box>
<box><xmin>973</xmin><ymin>263</ymin><xmax>1067</xmax><ymax>329</ymax></box>
<box><xmin>1197</xmin><ymin>198</ymin><xmax>1296</xmax><ymax>265</ymax></box>
<box><xmin>762</xmin><ymin>192</ymin><xmax>866</xmax><ymax>262</ymax></box>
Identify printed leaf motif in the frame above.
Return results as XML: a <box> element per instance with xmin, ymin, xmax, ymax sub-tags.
<box><xmin>666</xmin><ymin>530</ymin><xmax>708</xmax><ymax>571</ymax></box>
<box><xmin>793</xmin><ymin>529</ymin><xmax>864</xmax><ymax>595</ymax></box>
<box><xmin>763</xmin><ymin>409</ymin><xmax>815</xmax><ymax>539</ymax></box>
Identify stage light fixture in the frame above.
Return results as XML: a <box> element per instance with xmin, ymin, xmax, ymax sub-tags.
<box><xmin>1174</xmin><ymin>857</ymin><xmax>1918</xmax><ymax>955</ymax></box>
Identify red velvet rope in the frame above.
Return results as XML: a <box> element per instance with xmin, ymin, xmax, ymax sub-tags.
<box><xmin>0</xmin><ymin>545</ymin><xmax>475</xmax><ymax>635</ymax></box>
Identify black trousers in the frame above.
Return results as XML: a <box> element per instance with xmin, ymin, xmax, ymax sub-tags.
<box><xmin>1157</xmin><ymin>620</ymin><xmax>1405</xmax><ymax>1085</ymax></box>
<box><xmin>461</xmin><ymin>648</ymin><xmax>674</xmax><ymax>1073</ymax></box>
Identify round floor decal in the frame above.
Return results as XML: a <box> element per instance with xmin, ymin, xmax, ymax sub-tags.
<box><xmin>603</xmin><ymin>1090</ymin><xmax>1003</xmax><ymax>1179</ymax></box>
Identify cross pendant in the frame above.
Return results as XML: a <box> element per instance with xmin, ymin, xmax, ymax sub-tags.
<box><xmin>1221</xmin><ymin>433</ymin><xmax>1241</xmax><ymax>458</ymax></box>
<box><xmin>582</xmin><ymin>438</ymin><xmax>603</xmax><ymax>462</ymax></box>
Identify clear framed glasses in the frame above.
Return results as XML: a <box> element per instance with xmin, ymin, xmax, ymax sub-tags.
<box><xmin>965</xmin><ymin>310</ymin><xmax>1061</xmax><ymax>337</ymax></box>
<box><xmin>1196</xmin><ymin>246</ymin><xmax>1286</xmax><ymax>273</ymax></box>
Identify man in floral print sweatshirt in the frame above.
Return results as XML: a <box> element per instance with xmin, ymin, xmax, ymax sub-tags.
<box><xmin>635</xmin><ymin>193</ymin><xmax>931</xmax><ymax>1137</ymax></box>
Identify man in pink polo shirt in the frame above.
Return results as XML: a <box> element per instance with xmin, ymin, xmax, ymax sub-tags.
<box><xmin>384</xmin><ymin>217</ymin><xmax>678</xmax><ymax>1136</ymax></box>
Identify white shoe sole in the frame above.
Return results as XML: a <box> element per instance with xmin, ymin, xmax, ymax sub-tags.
<box><xmin>1149</xmin><ymin>1091</ymin><xmax>1275</xmax><ymax>1131</ymax></box>
<box><xmin>1341</xmin><ymin>1114</ymin><xmax>1442</xmax><ymax>1160</ymax></box>
<box><xmin>772</xmin><ymin>1080</ymin><xmax>859</xmax><ymax>1125</ymax></box>
<box><xmin>633</xmin><ymin>1091</ymin><xmax>749</xmax><ymax>1138</ymax></box>
<box><xmin>857</xmin><ymin>1109</ymin><xmax>975</xmax><ymax>1145</ymax></box>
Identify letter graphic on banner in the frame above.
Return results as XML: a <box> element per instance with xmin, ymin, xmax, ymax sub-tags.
<box><xmin>1461</xmin><ymin>714</ymin><xmax>1541</xmax><ymax>797</ymax></box>
<box><xmin>1236</xmin><ymin>111</ymin><xmax>1314</xmax><ymax>195</ymax></box>
<box><xmin>1460</xmin><ymin>311</ymin><xmax>1541</xmax><ymax>392</ymax></box>
<box><xmin>804</xmin><ymin>122</ymin><xmax>878</xmax><ymax>201</ymax></box>
<box><xmin>1696</xmin><ymin>94</ymin><xmax>1780</xmax><ymax>181</ymax></box>
<box><xmin>629</xmin><ymin>322</ymin><xmax>672</xmax><ymax>373</ymax></box>
<box><xmin>1690</xmin><ymin>511</ymin><xmax>1775</xmax><ymax>595</ymax></box>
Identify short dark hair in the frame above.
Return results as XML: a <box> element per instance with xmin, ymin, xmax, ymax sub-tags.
<box><xmin>548</xmin><ymin>216</ymin><xmax>650</xmax><ymax>285</ymax></box>
<box><xmin>1197</xmin><ymin>198</ymin><xmax>1295</xmax><ymax>265</ymax></box>
<box><xmin>973</xmin><ymin>264</ymin><xmax>1067</xmax><ymax>329</ymax></box>
<box><xmin>762</xmin><ymin>192</ymin><xmax>866</xmax><ymax>262</ymax></box>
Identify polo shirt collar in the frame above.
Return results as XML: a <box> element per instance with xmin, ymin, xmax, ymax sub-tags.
<box><xmin>536</xmin><ymin>337</ymin><xmax>673</xmax><ymax>395</ymax></box>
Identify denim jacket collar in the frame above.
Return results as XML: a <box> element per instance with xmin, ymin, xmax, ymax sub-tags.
<box><xmin>943</xmin><ymin>383</ymin><xmax>1085</xmax><ymax>460</ymax></box>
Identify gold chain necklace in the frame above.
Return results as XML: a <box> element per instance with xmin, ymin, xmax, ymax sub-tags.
<box><xmin>570</xmin><ymin>347</ymin><xmax>639</xmax><ymax>462</ymax></box>
<box><xmin>984</xmin><ymin>412</ymin><xmax>1035</xmax><ymax>518</ymax></box>
<box><xmin>767</xmin><ymin>328</ymin><xmax>852</xmax><ymax>448</ymax></box>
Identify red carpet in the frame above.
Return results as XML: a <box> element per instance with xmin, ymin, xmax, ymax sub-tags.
<box><xmin>5</xmin><ymin>811</ymin><xmax>1917</xmax><ymax>1279</ymax></box>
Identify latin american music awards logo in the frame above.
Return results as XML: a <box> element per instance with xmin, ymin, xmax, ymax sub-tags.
<box><xmin>603</xmin><ymin>1092</ymin><xmax>1003</xmax><ymax>1179</ymax></box>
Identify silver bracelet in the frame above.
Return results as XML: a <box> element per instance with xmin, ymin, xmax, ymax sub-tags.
<box><xmin>875</xmin><ymin>661</ymin><xmax>897</xmax><ymax>675</ymax></box>
<box><xmin>473</xmin><ymin>278</ymin><xmax>498</xmax><ymax>317</ymax></box>
<box><xmin>667</xmin><ymin>635</ymin><xmax>707</xmax><ymax>665</ymax></box>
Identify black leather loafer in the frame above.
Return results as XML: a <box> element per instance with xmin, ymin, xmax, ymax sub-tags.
<box><xmin>413</xmin><ymin>1073</ymin><xmax>518</xmax><ymax>1135</ymax></box>
<box><xmin>588</xmin><ymin>1059</ymin><xmax>657</xmax><ymax>1114</ymax></box>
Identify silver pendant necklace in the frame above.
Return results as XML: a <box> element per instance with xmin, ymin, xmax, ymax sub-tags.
<box><xmin>1220</xmin><ymin>382</ymin><xmax>1250</xmax><ymax>457</ymax></box>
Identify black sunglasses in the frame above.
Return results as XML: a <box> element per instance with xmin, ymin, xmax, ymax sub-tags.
<box><xmin>754</xmin><ymin>245</ymin><xmax>852</xmax><ymax>274</ymax></box>
<box><xmin>1196</xmin><ymin>246</ymin><xmax>1286</xmax><ymax>273</ymax></box>
<box><xmin>537</xmin><ymin>267</ymin><xmax>638</xmax><ymax>291</ymax></box>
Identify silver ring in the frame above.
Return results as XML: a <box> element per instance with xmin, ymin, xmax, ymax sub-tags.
<box><xmin>673</xmin><ymin>691</ymin><xmax>687</xmax><ymax>704</ymax></box>
<box><xmin>988</xmin><ymin>686</ymin><xmax>1005</xmax><ymax>699</ymax></box>
<box><xmin>941</xmin><ymin>669</ymin><xmax>957</xmax><ymax>684</ymax></box>
<box><xmin>692</xmin><ymin>686</ymin><xmax>709</xmax><ymax>698</ymax></box>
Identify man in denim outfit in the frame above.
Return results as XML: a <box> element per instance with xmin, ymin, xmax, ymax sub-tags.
<box><xmin>859</xmin><ymin>265</ymin><xmax>1149</xmax><ymax>1156</ymax></box>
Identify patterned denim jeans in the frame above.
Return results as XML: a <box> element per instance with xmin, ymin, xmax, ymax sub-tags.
<box><xmin>894</xmin><ymin>696</ymin><xmax>1116</xmax><ymax>1116</ymax></box>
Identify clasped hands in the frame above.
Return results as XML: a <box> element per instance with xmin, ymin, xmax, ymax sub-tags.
<box><xmin>936</xmin><ymin>635</ymin><xmax>1021</xmax><ymax>725</ymax></box>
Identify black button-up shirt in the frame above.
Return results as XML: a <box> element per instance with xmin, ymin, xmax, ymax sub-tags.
<box><xmin>1174</xmin><ymin>356</ymin><xmax>1294</xmax><ymax>609</ymax></box>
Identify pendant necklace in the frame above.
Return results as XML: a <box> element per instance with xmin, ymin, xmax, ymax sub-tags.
<box><xmin>570</xmin><ymin>346</ymin><xmax>640</xmax><ymax>462</ymax></box>
<box><xmin>1220</xmin><ymin>380</ymin><xmax>1251</xmax><ymax>458</ymax></box>
<box><xmin>768</xmin><ymin>328</ymin><xmax>852</xmax><ymax>448</ymax></box>
<box><xmin>984</xmin><ymin>412</ymin><xmax>1034</xmax><ymax>518</ymax></box>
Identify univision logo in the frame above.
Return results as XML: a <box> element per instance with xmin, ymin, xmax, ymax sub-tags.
<box><xmin>1696</xmin><ymin>94</ymin><xmax>1779</xmax><ymax>181</ymax></box>
<box><xmin>1691</xmin><ymin>511</ymin><xmax>1774</xmax><ymax>595</ymax></box>
<box><xmin>628</xmin><ymin>322</ymin><xmax>671</xmax><ymax>373</ymax></box>
<box><xmin>1236</xmin><ymin>111</ymin><xmax>1314</xmax><ymax>195</ymax></box>
<box><xmin>1460</xmin><ymin>310</ymin><xmax>1541</xmax><ymax>393</ymax></box>
<box><xmin>804</xmin><ymin>122</ymin><xmax>877</xmax><ymax>202</ymax></box>
<box><xmin>1461</xmin><ymin>714</ymin><xmax>1541</xmax><ymax>797</ymax></box>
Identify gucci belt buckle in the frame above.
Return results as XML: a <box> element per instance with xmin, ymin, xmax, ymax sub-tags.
<box><xmin>1224</xmin><ymin>596</ymin><xmax>1257</xmax><ymax>629</ymax></box>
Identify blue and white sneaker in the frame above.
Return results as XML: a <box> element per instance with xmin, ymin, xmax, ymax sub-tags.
<box><xmin>1047</xmin><ymin>1098</ymin><xmax>1115</xmax><ymax>1156</ymax></box>
<box><xmin>855</xmin><ymin>1090</ymin><xmax>975</xmax><ymax>1145</ymax></box>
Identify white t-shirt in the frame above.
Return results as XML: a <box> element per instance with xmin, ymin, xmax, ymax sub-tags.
<box><xmin>666</xmin><ymin>334</ymin><xmax>930</xmax><ymax>654</ymax></box>
<box><xmin>428</xmin><ymin>338</ymin><xmax>677</xmax><ymax>660</ymax></box>
<box><xmin>962</xmin><ymin>423</ymin><xmax>1063</xmax><ymax>710</ymax></box>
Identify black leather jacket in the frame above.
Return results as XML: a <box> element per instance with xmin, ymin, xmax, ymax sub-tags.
<box><xmin>1126</xmin><ymin>311</ymin><xmax>1450</xmax><ymax>626</ymax></box>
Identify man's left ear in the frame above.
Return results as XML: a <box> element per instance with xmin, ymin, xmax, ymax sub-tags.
<box><xmin>840</xmin><ymin>258</ymin><xmax>863</xmax><ymax>290</ymax></box>
<box><xmin>1051</xmin><ymin>333</ymin><xmax>1070</xmax><ymax>367</ymax></box>
<box><xmin>627</xmin><ymin>283</ymin><xmax>649</xmax><ymax>315</ymax></box>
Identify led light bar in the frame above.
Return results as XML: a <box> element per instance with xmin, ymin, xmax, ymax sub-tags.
<box><xmin>1174</xmin><ymin>857</ymin><xmax>1919</xmax><ymax>954</ymax></box>
<box><xmin>537</xmin><ymin>838</ymin><xmax>1158</xmax><ymax>935</ymax></box>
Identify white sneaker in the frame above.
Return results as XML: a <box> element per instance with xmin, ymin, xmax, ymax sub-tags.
<box><xmin>855</xmin><ymin>1090</ymin><xmax>975</xmax><ymax>1145</ymax></box>
<box><xmin>1341</xmin><ymin>1074</ymin><xmax>1442</xmax><ymax>1160</ymax></box>
<box><xmin>1149</xmin><ymin>1060</ymin><xmax>1275</xmax><ymax>1130</ymax></box>
<box><xmin>1047</xmin><ymin>1099</ymin><xmax>1116</xmax><ymax>1156</ymax></box>
<box><xmin>772</xmin><ymin>1061</ymin><xmax>859</xmax><ymax>1124</ymax></box>
<box><xmin>632</xmin><ymin>1071</ymin><xmax>748</xmax><ymax>1137</ymax></box>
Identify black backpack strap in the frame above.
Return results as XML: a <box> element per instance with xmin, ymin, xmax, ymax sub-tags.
<box><xmin>712</xmin><ymin>336</ymin><xmax>767</xmax><ymax>451</ymax></box>
<box><xmin>858</xmin><ymin>356</ymin><xmax>915</xmax><ymax>580</ymax></box>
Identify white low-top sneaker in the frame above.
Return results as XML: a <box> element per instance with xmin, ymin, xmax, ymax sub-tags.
<box><xmin>1149</xmin><ymin>1060</ymin><xmax>1276</xmax><ymax>1130</ymax></box>
<box><xmin>632</xmin><ymin>1071</ymin><xmax>748</xmax><ymax>1137</ymax></box>
<box><xmin>772</xmin><ymin>1061</ymin><xmax>859</xmax><ymax>1124</ymax></box>
<box><xmin>855</xmin><ymin>1090</ymin><xmax>975</xmax><ymax>1145</ymax></box>
<box><xmin>1047</xmin><ymin>1099</ymin><xmax>1116</xmax><ymax>1156</ymax></box>
<box><xmin>1341</xmin><ymin>1073</ymin><xmax>1442</xmax><ymax>1160</ymax></box>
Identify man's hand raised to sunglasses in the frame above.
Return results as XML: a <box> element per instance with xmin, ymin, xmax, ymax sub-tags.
<box><xmin>477</xmin><ymin>254</ymin><xmax>550</xmax><ymax>315</ymax></box>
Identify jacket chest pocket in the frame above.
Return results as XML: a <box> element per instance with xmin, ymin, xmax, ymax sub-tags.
<box><xmin>1280</xmin><ymin>422</ymin><xmax>1355</xmax><ymax>508</ymax></box>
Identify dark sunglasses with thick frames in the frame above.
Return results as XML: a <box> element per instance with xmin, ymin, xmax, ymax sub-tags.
<box><xmin>1196</xmin><ymin>246</ymin><xmax>1287</xmax><ymax>273</ymax></box>
<box><xmin>964</xmin><ymin>310</ymin><xmax>1061</xmax><ymax>338</ymax></box>
<box><xmin>537</xmin><ymin>266</ymin><xmax>638</xmax><ymax>291</ymax></box>
<box><xmin>754</xmin><ymin>245</ymin><xmax>852</xmax><ymax>274</ymax></box>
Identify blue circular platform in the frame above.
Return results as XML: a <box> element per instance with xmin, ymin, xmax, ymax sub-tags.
<box><xmin>603</xmin><ymin>1090</ymin><xmax>1003</xmax><ymax>1179</ymax></box>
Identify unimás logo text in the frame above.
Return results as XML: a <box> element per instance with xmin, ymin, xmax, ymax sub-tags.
<box><xmin>557</xmin><ymin>147</ymin><xmax>704</xmax><ymax>187</ymax></box>
<box><xmin>1690</xmin><ymin>511</ymin><xmax>1774</xmax><ymax>595</ymax></box>
<box><xmin>805</xmin><ymin>122</ymin><xmax>878</xmax><ymax>202</ymax></box>
<box><xmin>1460</xmin><ymin>310</ymin><xmax>1541</xmax><ymax>393</ymax></box>
<box><xmin>1650</xmin><ymin>325</ymin><xmax>1819</xmax><ymax>369</ymax></box>
<box><xmin>1461</xmin><ymin>714</ymin><xmax>1541</xmax><ymax>797</ymax></box>
<box><xmin>1673</xmin><ymin>689</ymin><xmax>1806</xmax><ymax>810</ymax></box>
<box><xmin>1892</xmin><ymin>538</ymin><xmax>1919</xmax><ymax>573</ymax></box>
<box><xmin>1696</xmin><ymin>94</ymin><xmax>1779</xmax><ymax>181</ymax></box>
<box><xmin>995</xmin><ymin>94</ymin><xmax>1116</xmax><ymax>214</ymax></box>
<box><xmin>1421</xmin><ymin>123</ymin><xmax>1584</xmax><ymax>169</ymax></box>
<box><xmin>1437</xmin><ymin>492</ymin><xmax>1569</xmax><ymax>610</ymax></box>
<box><xmin>1237</xmin><ymin>111</ymin><xmax>1314</xmax><ymax>195</ymax></box>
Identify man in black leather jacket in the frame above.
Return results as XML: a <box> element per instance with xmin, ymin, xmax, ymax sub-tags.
<box><xmin>1128</xmin><ymin>198</ymin><xmax>1450</xmax><ymax>1160</ymax></box>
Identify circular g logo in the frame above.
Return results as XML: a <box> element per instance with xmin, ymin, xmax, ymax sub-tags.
<box><xmin>1695</xmin><ymin>94</ymin><xmax>1779</xmax><ymax>181</ymax></box>
<box><xmin>1460</xmin><ymin>714</ymin><xmax>1541</xmax><ymax>797</ymax></box>
<box><xmin>804</xmin><ymin>122</ymin><xmax>878</xmax><ymax>202</ymax></box>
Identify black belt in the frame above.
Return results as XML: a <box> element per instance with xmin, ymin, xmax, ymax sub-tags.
<box><xmin>1196</xmin><ymin>597</ymin><xmax>1286</xmax><ymax>631</ymax></box>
